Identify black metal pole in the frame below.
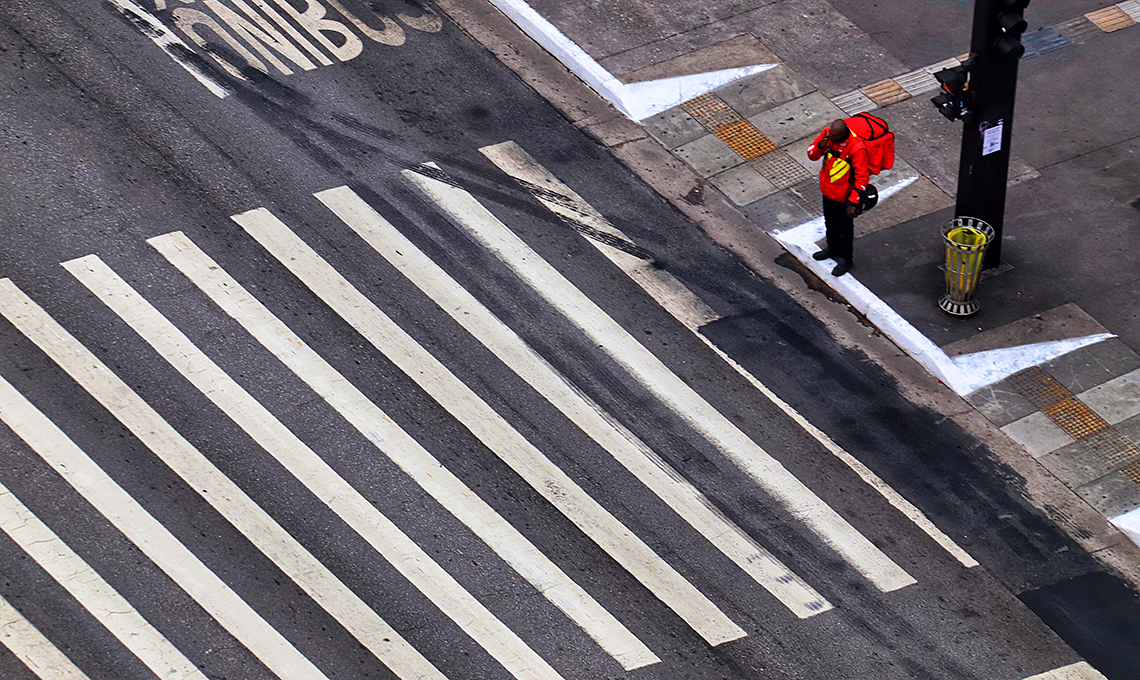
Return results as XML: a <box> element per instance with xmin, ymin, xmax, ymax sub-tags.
<box><xmin>955</xmin><ymin>0</ymin><xmax>1022</xmax><ymax>268</ymax></box>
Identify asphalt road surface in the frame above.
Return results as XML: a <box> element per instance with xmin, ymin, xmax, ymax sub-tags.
<box><xmin>0</xmin><ymin>1</ymin><xmax>1133</xmax><ymax>678</ymax></box>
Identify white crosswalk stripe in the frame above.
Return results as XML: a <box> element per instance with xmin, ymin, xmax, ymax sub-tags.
<box><xmin>481</xmin><ymin>141</ymin><xmax>978</xmax><ymax>570</ymax></box>
<box><xmin>231</xmin><ymin>206</ymin><xmax>747</xmax><ymax>647</ymax></box>
<box><xmin>0</xmin><ymin>593</ymin><xmax>90</xmax><ymax>680</ymax></box>
<box><xmin>61</xmin><ymin>256</ymin><xmax>448</xmax><ymax>680</ymax></box>
<box><xmin>0</xmin><ymin>371</ymin><xmax>327</xmax><ymax>680</ymax></box>
<box><xmin>145</xmin><ymin>232</ymin><xmax>610</xmax><ymax>676</ymax></box>
<box><xmin>0</xmin><ymin>480</ymin><xmax>207</xmax><ymax>680</ymax></box>
<box><xmin>1023</xmin><ymin>662</ymin><xmax>1107</xmax><ymax>679</ymax></box>
<box><xmin>315</xmin><ymin>185</ymin><xmax>832</xmax><ymax>618</ymax></box>
<box><xmin>0</xmin><ymin>279</ymin><xmax>446</xmax><ymax>680</ymax></box>
<box><xmin>404</xmin><ymin>163</ymin><xmax>917</xmax><ymax>592</ymax></box>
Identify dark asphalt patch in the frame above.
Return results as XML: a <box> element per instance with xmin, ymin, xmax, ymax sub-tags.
<box><xmin>1019</xmin><ymin>571</ymin><xmax>1140</xmax><ymax>679</ymax></box>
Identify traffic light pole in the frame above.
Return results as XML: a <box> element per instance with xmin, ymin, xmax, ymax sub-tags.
<box><xmin>955</xmin><ymin>0</ymin><xmax>1024</xmax><ymax>268</ymax></box>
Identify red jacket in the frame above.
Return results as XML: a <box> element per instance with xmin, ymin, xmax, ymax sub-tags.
<box><xmin>807</xmin><ymin>129</ymin><xmax>870</xmax><ymax>204</ymax></box>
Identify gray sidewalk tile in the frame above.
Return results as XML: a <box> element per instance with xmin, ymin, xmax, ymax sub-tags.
<box><xmin>1118</xmin><ymin>414</ymin><xmax>1140</xmax><ymax>447</ymax></box>
<box><xmin>747</xmin><ymin>92</ymin><xmax>846</xmax><ymax>148</ymax></box>
<box><xmin>673</xmin><ymin>134</ymin><xmax>744</xmax><ymax>177</ymax></box>
<box><xmin>1076</xmin><ymin>471</ymin><xmax>1140</xmax><ymax>518</ymax></box>
<box><xmin>643</xmin><ymin>107</ymin><xmax>709</xmax><ymax>150</ymax></box>
<box><xmin>1001</xmin><ymin>411</ymin><xmax>1077</xmax><ymax>458</ymax></box>
<box><xmin>1044</xmin><ymin>337</ymin><xmax>1140</xmax><ymax>394</ymax></box>
<box><xmin>1040</xmin><ymin>440</ymin><xmax>1117</xmax><ymax>488</ymax></box>
<box><xmin>741</xmin><ymin>179</ymin><xmax>820</xmax><ymax>231</ymax></box>
<box><xmin>855</xmin><ymin>176</ymin><xmax>953</xmax><ymax>238</ymax></box>
<box><xmin>619</xmin><ymin>34</ymin><xmax>781</xmax><ymax>84</ymax></box>
<box><xmin>715</xmin><ymin>64</ymin><xmax>815</xmax><ymax>119</ymax></box>
<box><xmin>965</xmin><ymin>381</ymin><xmax>1038</xmax><ymax>428</ymax></box>
<box><xmin>709</xmin><ymin>163</ymin><xmax>778</xmax><ymax>206</ymax></box>
<box><xmin>783</xmin><ymin>134</ymin><xmax>823</xmax><ymax>174</ymax></box>
<box><xmin>1077</xmin><ymin>368</ymin><xmax>1140</xmax><ymax>426</ymax></box>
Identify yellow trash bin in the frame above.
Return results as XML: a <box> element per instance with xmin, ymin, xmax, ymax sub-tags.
<box><xmin>939</xmin><ymin>217</ymin><xmax>995</xmax><ymax>317</ymax></box>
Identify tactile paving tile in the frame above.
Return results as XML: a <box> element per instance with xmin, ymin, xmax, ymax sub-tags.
<box><xmin>1055</xmin><ymin>16</ymin><xmax>1107</xmax><ymax>43</ymax></box>
<box><xmin>1086</xmin><ymin>5</ymin><xmax>1137</xmax><ymax>31</ymax></box>
<box><xmin>1021</xmin><ymin>27</ymin><xmax>1071</xmax><ymax>58</ymax></box>
<box><xmin>715</xmin><ymin>120</ymin><xmax>778</xmax><ymax>160</ymax></box>
<box><xmin>923</xmin><ymin>57</ymin><xmax>962</xmax><ymax>74</ymax></box>
<box><xmin>681</xmin><ymin>94</ymin><xmax>743</xmax><ymax>133</ymax></box>
<box><xmin>749</xmin><ymin>150</ymin><xmax>812</xmax><ymax>190</ymax></box>
<box><xmin>860</xmin><ymin>79</ymin><xmax>910</xmax><ymax>107</ymax></box>
<box><xmin>1008</xmin><ymin>366</ymin><xmax>1072</xmax><ymax>411</ymax></box>
<box><xmin>1118</xmin><ymin>459</ymin><xmax>1140</xmax><ymax>485</ymax></box>
<box><xmin>1121</xmin><ymin>0</ymin><xmax>1140</xmax><ymax>22</ymax></box>
<box><xmin>1042</xmin><ymin>397</ymin><xmax>1110</xmax><ymax>439</ymax></box>
<box><xmin>830</xmin><ymin>90</ymin><xmax>878</xmax><ymax>116</ymax></box>
<box><xmin>893</xmin><ymin>69</ymin><xmax>940</xmax><ymax>95</ymax></box>
<box><xmin>1081</xmin><ymin>429</ymin><xmax>1140</xmax><ymax>468</ymax></box>
<box><xmin>680</xmin><ymin>93</ymin><xmax>780</xmax><ymax>161</ymax></box>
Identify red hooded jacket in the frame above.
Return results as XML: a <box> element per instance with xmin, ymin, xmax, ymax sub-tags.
<box><xmin>807</xmin><ymin>129</ymin><xmax>870</xmax><ymax>204</ymax></box>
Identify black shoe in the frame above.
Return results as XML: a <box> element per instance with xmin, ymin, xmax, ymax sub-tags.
<box><xmin>812</xmin><ymin>248</ymin><xmax>832</xmax><ymax>261</ymax></box>
<box><xmin>831</xmin><ymin>258</ymin><xmax>850</xmax><ymax>277</ymax></box>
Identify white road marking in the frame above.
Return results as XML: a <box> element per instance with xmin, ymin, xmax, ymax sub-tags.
<box><xmin>0</xmin><ymin>481</ymin><xmax>207</xmax><ymax>680</ymax></box>
<box><xmin>145</xmin><ymin>232</ymin><xmax>625</xmax><ymax>675</ymax></box>
<box><xmin>316</xmin><ymin>185</ymin><xmax>831</xmax><ymax>618</ymax></box>
<box><xmin>0</xmin><ymin>372</ymin><xmax>329</xmax><ymax>680</ymax></box>
<box><xmin>62</xmin><ymin>256</ymin><xmax>448</xmax><ymax>680</ymax></box>
<box><xmin>0</xmin><ymin>593</ymin><xmax>90</xmax><ymax>680</ymax></box>
<box><xmin>481</xmin><ymin>142</ymin><xmax>979</xmax><ymax>569</ymax></box>
<box><xmin>1023</xmin><ymin>661</ymin><xmax>1108</xmax><ymax>679</ymax></box>
<box><xmin>406</xmin><ymin>163</ymin><xmax>916</xmax><ymax>592</ymax></box>
<box><xmin>0</xmin><ymin>280</ymin><xmax>405</xmax><ymax>680</ymax></box>
<box><xmin>235</xmin><ymin>207</ymin><xmax>745</xmax><ymax>647</ymax></box>
<box><xmin>108</xmin><ymin>0</ymin><xmax>230</xmax><ymax>98</ymax></box>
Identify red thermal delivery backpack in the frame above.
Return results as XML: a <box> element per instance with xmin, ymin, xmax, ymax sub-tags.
<box><xmin>845</xmin><ymin>112</ymin><xmax>895</xmax><ymax>175</ymax></box>
<box><xmin>844</xmin><ymin>112</ymin><xmax>894</xmax><ymax>213</ymax></box>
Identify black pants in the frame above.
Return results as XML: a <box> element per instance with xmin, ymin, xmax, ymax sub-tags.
<box><xmin>822</xmin><ymin>197</ymin><xmax>854</xmax><ymax>262</ymax></box>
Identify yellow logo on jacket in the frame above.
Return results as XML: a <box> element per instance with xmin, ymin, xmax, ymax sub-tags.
<box><xmin>828</xmin><ymin>157</ymin><xmax>851</xmax><ymax>183</ymax></box>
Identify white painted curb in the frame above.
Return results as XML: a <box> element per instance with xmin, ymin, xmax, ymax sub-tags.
<box><xmin>771</xmin><ymin>178</ymin><xmax>1115</xmax><ymax>397</ymax></box>
<box><xmin>487</xmin><ymin>0</ymin><xmax>775</xmax><ymax>120</ymax></box>
<box><xmin>1110</xmin><ymin>506</ymin><xmax>1140</xmax><ymax>547</ymax></box>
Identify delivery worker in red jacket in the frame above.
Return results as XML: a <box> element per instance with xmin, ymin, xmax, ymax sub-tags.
<box><xmin>806</xmin><ymin>118</ymin><xmax>870</xmax><ymax>277</ymax></box>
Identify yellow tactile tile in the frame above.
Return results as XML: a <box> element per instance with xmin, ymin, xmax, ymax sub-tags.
<box><xmin>1086</xmin><ymin>5</ymin><xmax>1137</xmax><ymax>31</ymax></box>
<box><xmin>1042</xmin><ymin>398</ymin><xmax>1110</xmax><ymax>439</ymax></box>
<box><xmin>1118</xmin><ymin>459</ymin><xmax>1140</xmax><ymax>485</ymax></box>
<box><xmin>714</xmin><ymin>121</ymin><xmax>778</xmax><ymax>161</ymax></box>
<box><xmin>680</xmin><ymin>94</ymin><xmax>742</xmax><ymax>132</ymax></box>
<box><xmin>860</xmin><ymin>79</ymin><xmax>910</xmax><ymax>107</ymax></box>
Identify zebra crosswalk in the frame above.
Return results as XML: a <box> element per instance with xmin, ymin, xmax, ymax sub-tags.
<box><xmin>0</xmin><ymin>140</ymin><xmax>1005</xmax><ymax>679</ymax></box>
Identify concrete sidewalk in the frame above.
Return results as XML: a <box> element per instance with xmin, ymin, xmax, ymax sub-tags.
<box><xmin>433</xmin><ymin>0</ymin><xmax>1140</xmax><ymax>558</ymax></box>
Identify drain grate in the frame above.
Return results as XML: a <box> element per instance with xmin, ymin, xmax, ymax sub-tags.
<box><xmin>750</xmin><ymin>150</ymin><xmax>812</xmax><ymax>190</ymax></box>
<box><xmin>1043</xmin><ymin>397</ymin><xmax>1110</xmax><ymax>439</ymax></box>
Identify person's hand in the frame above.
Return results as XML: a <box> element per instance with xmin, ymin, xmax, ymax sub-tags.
<box><xmin>846</xmin><ymin>204</ymin><xmax>858</xmax><ymax>218</ymax></box>
<box><xmin>818</xmin><ymin>130</ymin><xmax>830</xmax><ymax>150</ymax></box>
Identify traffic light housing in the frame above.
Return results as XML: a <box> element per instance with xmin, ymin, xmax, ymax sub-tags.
<box><xmin>994</xmin><ymin>0</ymin><xmax>1031</xmax><ymax>57</ymax></box>
<box><xmin>931</xmin><ymin>64</ymin><xmax>971</xmax><ymax>121</ymax></box>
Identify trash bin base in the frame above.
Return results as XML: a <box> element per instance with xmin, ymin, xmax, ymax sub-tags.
<box><xmin>939</xmin><ymin>293</ymin><xmax>980</xmax><ymax>317</ymax></box>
